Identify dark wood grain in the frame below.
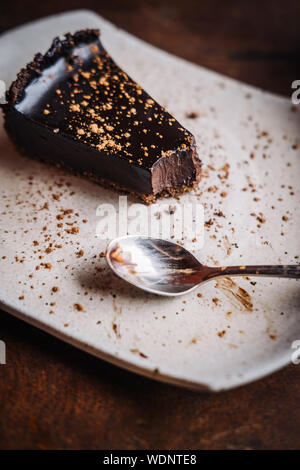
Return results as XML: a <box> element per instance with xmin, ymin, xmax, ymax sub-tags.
<box><xmin>0</xmin><ymin>0</ymin><xmax>300</xmax><ymax>450</ymax></box>
<box><xmin>1</xmin><ymin>0</ymin><xmax>300</xmax><ymax>96</ymax></box>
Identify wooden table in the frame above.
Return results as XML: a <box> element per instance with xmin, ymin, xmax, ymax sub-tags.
<box><xmin>0</xmin><ymin>0</ymin><xmax>299</xmax><ymax>450</ymax></box>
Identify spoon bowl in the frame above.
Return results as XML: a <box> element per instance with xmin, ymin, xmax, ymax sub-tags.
<box><xmin>106</xmin><ymin>236</ymin><xmax>203</xmax><ymax>295</ymax></box>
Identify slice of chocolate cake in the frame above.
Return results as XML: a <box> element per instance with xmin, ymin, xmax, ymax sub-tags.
<box><xmin>2</xmin><ymin>29</ymin><xmax>201</xmax><ymax>203</ymax></box>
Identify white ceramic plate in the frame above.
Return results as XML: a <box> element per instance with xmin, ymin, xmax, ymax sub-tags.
<box><xmin>0</xmin><ymin>10</ymin><xmax>299</xmax><ymax>391</ymax></box>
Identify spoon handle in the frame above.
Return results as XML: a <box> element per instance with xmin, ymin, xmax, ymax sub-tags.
<box><xmin>210</xmin><ymin>264</ymin><xmax>300</xmax><ymax>280</ymax></box>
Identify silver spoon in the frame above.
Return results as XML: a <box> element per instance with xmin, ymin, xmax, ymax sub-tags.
<box><xmin>106</xmin><ymin>236</ymin><xmax>300</xmax><ymax>296</ymax></box>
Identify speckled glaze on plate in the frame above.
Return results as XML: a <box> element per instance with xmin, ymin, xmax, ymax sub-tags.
<box><xmin>0</xmin><ymin>10</ymin><xmax>299</xmax><ymax>391</ymax></box>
